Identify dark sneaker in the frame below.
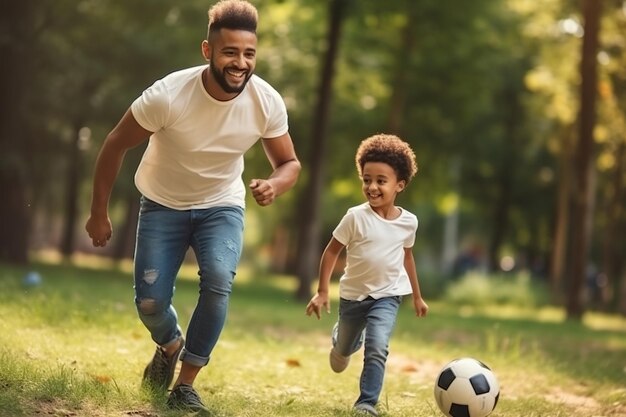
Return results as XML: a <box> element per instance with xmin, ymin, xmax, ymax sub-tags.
<box><xmin>142</xmin><ymin>337</ymin><xmax>184</xmax><ymax>390</ymax></box>
<box><xmin>353</xmin><ymin>402</ymin><xmax>379</xmax><ymax>416</ymax></box>
<box><xmin>167</xmin><ymin>384</ymin><xmax>209</xmax><ymax>412</ymax></box>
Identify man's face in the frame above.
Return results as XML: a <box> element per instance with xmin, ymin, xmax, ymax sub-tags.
<box><xmin>208</xmin><ymin>29</ymin><xmax>257</xmax><ymax>95</ymax></box>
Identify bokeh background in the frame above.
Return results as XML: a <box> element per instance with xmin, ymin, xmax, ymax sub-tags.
<box><xmin>1</xmin><ymin>0</ymin><xmax>625</xmax><ymax>320</ymax></box>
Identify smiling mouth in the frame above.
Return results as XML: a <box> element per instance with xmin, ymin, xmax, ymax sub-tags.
<box><xmin>226</xmin><ymin>68</ymin><xmax>247</xmax><ymax>80</ymax></box>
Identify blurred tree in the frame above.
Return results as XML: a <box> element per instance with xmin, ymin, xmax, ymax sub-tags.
<box><xmin>566</xmin><ymin>0</ymin><xmax>603</xmax><ymax>320</ymax></box>
<box><xmin>0</xmin><ymin>1</ymin><xmax>37</xmax><ymax>264</ymax></box>
<box><xmin>294</xmin><ymin>0</ymin><xmax>349</xmax><ymax>301</ymax></box>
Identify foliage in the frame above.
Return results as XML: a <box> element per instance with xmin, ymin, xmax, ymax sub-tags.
<box><xmin>2</xmin><ymin>0</ymin><xmax>625</xmax><ymax>310</ymax></box>
<box><xmin>443</xmin><ymin>271</ymin><xmax>550</xmax><ymax>307</ymax></box>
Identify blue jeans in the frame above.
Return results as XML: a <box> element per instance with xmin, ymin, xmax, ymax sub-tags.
<box><xmin>336</xmin><ymin>296</ymin><xmax>402</xmax><ymax>407</ymax></box>
<box><xmin>133</xmin><ymin>197</ymin><xmax>244</xmax><ymax>367</ymax></box>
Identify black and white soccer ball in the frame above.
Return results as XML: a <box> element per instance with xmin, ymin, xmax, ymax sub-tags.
<box><xmin>434</xmin><ymin>357</ymin><xmax>500</xmax><ymax>417</ymax></box>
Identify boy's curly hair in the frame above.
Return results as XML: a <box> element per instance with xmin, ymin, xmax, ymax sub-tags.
<box><xmin>208</xmin><ymin>0</ymin><xmax>258</xmax><ymax>41</ymax></box>
<box><xmin>355</xmin><ymin>134</ymin><xmax>418</xmax><ymax>183</ymax></box>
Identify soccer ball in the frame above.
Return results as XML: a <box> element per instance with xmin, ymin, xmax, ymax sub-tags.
<box><xmin>434</xmin><ymin>357</ymin><xmax>500</xmax><ymax>417</ymax></box>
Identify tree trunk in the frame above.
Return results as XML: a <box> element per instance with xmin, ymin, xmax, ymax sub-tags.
<box><xmin>566</xmin><ymin>0</ymin><xmax>602</xmax><ymax>320</ymax></box>
<box><xmin>549</xmin><ymin>124</ymin><xmax>575</xmax><ymax>302</ymax></box>
<box><xmin>601</xmin><ymin>141</ymin><xmax>624</xmax><ymax>311</ymax></box>
<box><xmin>487</xmin><ymin>80</ymin><xmax>522</xmax><ymax>273</ymax></box>
<box><xmin>386</xmin><ymin>2</ymin><xmax>416</xmax><ymax>135</ymax></box>
<box><xmin>0</xmin><ymin>1</ymin><xmax>36</xmax><ymax>264</ymax></box>
<box><xmin>294</xmin><ymin>0</ymin><xmax>347</xmax><ymax>301</ymax></box>
<box><xmin>60</xmin><ymin>124</ymin><xmax>84</xmax><ymax>258</ymax></box>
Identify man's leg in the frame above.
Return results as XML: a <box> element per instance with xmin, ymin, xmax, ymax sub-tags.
<box><xmin>167</xmin><ymin>206</ymin><xmax>244</xmax><ymax>411</ymax></box>
<box><xmin>134</xmin><ymin>197</ymin><xmax>190</xmax><ymax>390</ymax></box>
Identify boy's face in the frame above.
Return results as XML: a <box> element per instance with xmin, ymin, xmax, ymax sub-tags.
<box><xmin>361</xmin><ymin>162</ymin><xmax>406</xmax><ymax>209</ymax></box>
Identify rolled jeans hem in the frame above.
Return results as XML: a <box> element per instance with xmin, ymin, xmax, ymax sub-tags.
<box><xmin>180</xmin><ymin>348</ymin><xmax>210</xmax><ymax>367</ymax></box>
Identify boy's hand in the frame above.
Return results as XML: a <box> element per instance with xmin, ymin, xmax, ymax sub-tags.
<box><xmin>305</xmin><ymin>292</ymin><xmax>330</xmax><ymax>319</ymax></box>
<box><xmin>413</xmin><ymin>297</ymin><xmax>429</xmax><ymax>317</ymax></box>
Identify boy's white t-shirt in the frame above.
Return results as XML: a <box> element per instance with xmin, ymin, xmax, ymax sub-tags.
<box><xmin>130</xmin><ymin>65</ymin><xmax>289</xmax><ymax>210</ymax></box>
<box><xmin>333</xmin><ymin>202</ymin><xmax>418</xmax><ymax>301</ymax></box>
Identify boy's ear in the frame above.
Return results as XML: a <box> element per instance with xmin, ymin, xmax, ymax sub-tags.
<box><xmin>397</xmin><ymin>180</ymin><xmax>407</xmax><ymax>193</ymax></box>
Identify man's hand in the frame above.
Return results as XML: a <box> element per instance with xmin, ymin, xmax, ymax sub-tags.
<box><xmin>249</xmin><ymin>179</ymin><xmax>276</xmax><ymax>206</ymax></box>
<box><xmin>85</xmin><ymin>215</ymin><xmax>112</xmax><ymax>247</ymax></box>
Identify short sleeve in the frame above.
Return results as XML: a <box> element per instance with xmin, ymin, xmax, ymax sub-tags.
<box><xmin>403</xmin><ymin>216</ymin><xmax>418</xmax><ymax>248</ymax></box>
<box><xmin>130</xmin><ymin>79</ymin><xmax>170</xmax><ymax>132</ymax></box>
<box><xmin>262</xmin><ymin>92</ymin><xmax>288</xmax><ymax>139</ymax></box>
<box><xmin>332</xmin><ymin>210</ymin><xmax>355</xmax><ymax>246</ymax></box>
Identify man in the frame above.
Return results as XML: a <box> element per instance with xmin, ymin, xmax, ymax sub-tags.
<box><xmin>85</xmin><ymin>0</ymin><xmax>300</xmax><ymax>411</ymax></box>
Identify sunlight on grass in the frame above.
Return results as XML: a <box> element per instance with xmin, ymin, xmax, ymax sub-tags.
<box><xmin>2</xmin><ymin>260</ymin><xmax>626</xmax><ymax>416</ymax></box>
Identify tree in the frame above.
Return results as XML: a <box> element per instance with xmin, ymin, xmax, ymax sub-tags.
<box><xmin>294</xmin><ymin>0</ymin><xmax>349</xmax><ymax>300</ymax></box>
<box><xmin>566</xmin><ymin>0</ymin><xmax>603</xmax><ymax>320</ymax></box>
<box><xmin>0</xmin><ymin>1</ymin><xmax>38</xmax><ymax>264</ymax></box>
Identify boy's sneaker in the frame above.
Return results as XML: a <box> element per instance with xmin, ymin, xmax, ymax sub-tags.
<box><xmin>329</xmin><ymin>322</ymin><xmax>365</xmax><ymax>373</ymax></box>
<box><xmin>330</xmin><ymin>347</ymin><xmax>350</xmax><ymax>373</ymax></box>
<box><xmin>353</xmin><ymin>402</ymin><xmax>379</xmax><ymax>416</ymax></box>
<box><xmin>167</xmin><ymin>384</ymin><xmax>209</xmax><ymax>412</ymax></box>
<box><xmin>142</xmin><ymin>336</ymin><xmax>184</xmax><ymax>390</ymax></box>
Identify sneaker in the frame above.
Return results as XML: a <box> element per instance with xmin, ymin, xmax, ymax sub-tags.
<box><xmin>329</xmin><ymin>322</ymin><xmax>364</xmax><ymax>373</ymax></box>
<box><xmin>353</xmin><ymin>402</ymin><xmax>379</xmax><ymax>416</ymax></box>
<box><xmin>330</xmin><ymin>347</ymin><xmax>350</xmax><ymax>373</ymax></box>
<box><xmin>142</xmin><ymin>336</ymin><xmax>184</xmax><ymax>390</ymax></box>
<box><xmin>167</xmin><ymin>384</ymin><xmax>209</xmax><ymax>412</ymax></box>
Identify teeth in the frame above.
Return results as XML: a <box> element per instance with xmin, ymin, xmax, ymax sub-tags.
<box><xmin>227</xmin><ymin>69</ymin><xmax>245</xmax><ymax>77</ymax></box>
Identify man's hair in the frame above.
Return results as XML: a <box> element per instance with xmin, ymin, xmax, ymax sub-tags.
<box><xmin>207</xmin><ymin>0</ymin><xmax>258</xmax><ymax>41</ymax></box>
<box><xmin>355</xmin><ymin>134</ymin><xmax>418</xmax><ymax>184</ymax></box>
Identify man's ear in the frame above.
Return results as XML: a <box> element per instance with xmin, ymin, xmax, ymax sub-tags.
<box><xmin>201</xmin><ymin>40</ymin><xmax>210</xmax><ymax>61</ymax></box>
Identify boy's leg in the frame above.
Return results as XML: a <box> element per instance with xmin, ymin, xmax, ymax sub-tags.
<box><xmin>330</xmin><ymin>298</ymin><xmax>368</xmax><ymax>372</ymax></box>
<box><xmin>355</xmin><ymin>296</ymin><xmax>402</xmax><ymax>407</ymax></box>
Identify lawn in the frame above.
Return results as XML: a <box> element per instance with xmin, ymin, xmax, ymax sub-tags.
<box><xmin>0</xmin><ymin>259</ymin><xmax>625</xmax><ymax>417</ymax></box>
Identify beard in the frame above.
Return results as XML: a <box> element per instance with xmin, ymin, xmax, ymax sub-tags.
<box><xmin>210</xmin><ymin>63</ymin><xmax>252</xmax><ymax>94</ymax></box>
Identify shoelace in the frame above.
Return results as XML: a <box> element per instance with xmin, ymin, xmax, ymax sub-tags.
<box><xmin>175</xmin><ymin>385</ymin><xmax>204</xmax><ymax>406</ymax></box>
<box><xmin>148</xmin><ymin>348</ymin><xmax>169</xmax><ymax>379</ymax></box>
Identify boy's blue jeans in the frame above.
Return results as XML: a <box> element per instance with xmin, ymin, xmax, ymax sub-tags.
<box><xmin>133</xmin><ymin>197</ymin><xmax>244</xmax><ymax>367</ymax></box>
<box><xmin>336</xmin><ymin>295</ymin><xmax>402</xmax><ymax>407</ymax></box>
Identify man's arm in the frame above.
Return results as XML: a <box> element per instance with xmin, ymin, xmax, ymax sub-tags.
<box><xmin>249</xmin><ymin>132</ymin><xmax>301</xmax><ymax>206</ymax></box>
<box><xmin>85</xmin><ymin>108</ymin><xmax>153</xmax><ymax>247</ymax></box>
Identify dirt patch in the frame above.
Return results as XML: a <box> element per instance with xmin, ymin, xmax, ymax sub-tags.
<box><xmin>33</xmin><ymin>399</ymin><xmax>158</xmax><ymax>417</ymax></box>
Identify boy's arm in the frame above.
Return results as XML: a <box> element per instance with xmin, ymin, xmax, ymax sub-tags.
<box><xmin>305</xmin><ymin>237</ymin><xmax>345</xmax><ymax>319</ymax></box>
<box><xmin>404</xmin><ymin>247</ymin><xmax>429</xmax><ymax>317</ymax></box>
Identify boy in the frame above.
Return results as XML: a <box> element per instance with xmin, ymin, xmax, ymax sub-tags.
<box><xmin>306</xmin><ymin>134</ymin><xmax>428</xmax><ymax>416</ymax></box>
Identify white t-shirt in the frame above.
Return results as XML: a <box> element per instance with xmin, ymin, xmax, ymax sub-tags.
<box><xmin>131</xmin><ymin>65</ymin><xmax>289</xmax><ymax>210</ymax></box>
<box><xmin>333</xmin><ymin>203</ymin><xmax>418</xmax><ymax>301</ymax></box>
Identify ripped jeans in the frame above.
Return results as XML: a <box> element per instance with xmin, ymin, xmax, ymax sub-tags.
<box><xmin>133</xmin><ymin>196</ymin><xmax>244</xmax><ymax>367</ymax></box>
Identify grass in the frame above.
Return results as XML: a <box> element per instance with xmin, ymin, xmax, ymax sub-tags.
<box><xmin>1</xmin><ymin>259</ymin><xmax>625</xmax><ymax>417</ymax></box>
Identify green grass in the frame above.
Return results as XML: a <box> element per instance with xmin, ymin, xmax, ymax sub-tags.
<box><xmin>1</xmin><ymin>260</ymin><xmax>625</xmax><ymax>417</ymax></box>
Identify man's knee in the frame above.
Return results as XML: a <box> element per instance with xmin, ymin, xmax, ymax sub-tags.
<box><xmin>137</xmin><ymin>298</ymin><xmax>165</xmax><ymax>315</ymax></box>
